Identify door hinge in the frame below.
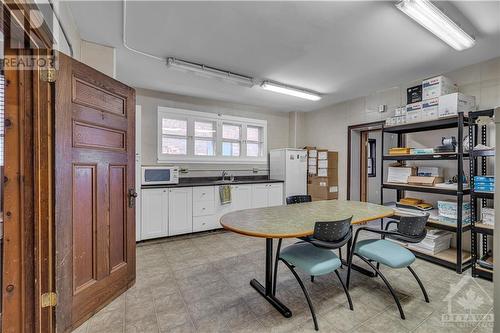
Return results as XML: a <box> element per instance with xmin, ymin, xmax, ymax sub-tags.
<box><xmin>41</xmin><ymin>292</ymin><xmax>57</xmax><ymax>308</ymax></box>
<box><xmin>40</xmin><ymin>68</ymin><xmax>56</xmax><ymax>83</ymax></box>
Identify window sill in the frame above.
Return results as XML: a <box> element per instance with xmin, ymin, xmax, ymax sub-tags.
<box><xmin>157</xmin><ymin>157</ymin><xmax>267</xmax><ymax>164</ymax></box>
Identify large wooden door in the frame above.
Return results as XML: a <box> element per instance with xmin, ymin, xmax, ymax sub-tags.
<box><xmin>54</xmin><ymin>52</ymin><xmax>136</xmax><ymax>332</ymax></box>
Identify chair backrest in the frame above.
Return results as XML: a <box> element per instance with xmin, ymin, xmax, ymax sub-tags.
<box><xmin>397</xmin><ymin>215</ymin><xmax>428</xmax><ymax>243</ymax></box>
<box><xmin>312</xmin><ymin>216</ymin><xmax>352</xmax><ymax>243</ymax></box>
<box><xmin>286</xmin><ymin>195</ymin><xmax>312</xmax><ymax>205</ymax></box>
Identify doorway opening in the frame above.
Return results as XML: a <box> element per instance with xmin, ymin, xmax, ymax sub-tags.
<box><xmin>347</xmin><ymin>121</ymin><xmax>397</xmax><ymax>205</ymax></box>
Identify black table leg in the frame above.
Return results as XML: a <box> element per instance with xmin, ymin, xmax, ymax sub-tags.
<box><xmin>250</xmin><ymin>238</ymin><xmax>292</xmax><ymax>318</ymax></box>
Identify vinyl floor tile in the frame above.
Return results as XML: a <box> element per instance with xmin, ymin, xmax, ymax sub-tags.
<box><xmin>73</xmin><ymin>231</ymin><xmax>492</xmax><ymax>333</ymax></box>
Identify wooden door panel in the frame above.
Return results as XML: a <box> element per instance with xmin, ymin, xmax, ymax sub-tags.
<box><xmin>55</xmin><ymin>52</ymin><xmax>136</xmax><ymax>332</ymax></box>
<box><xmin>72</xmin><ymin>76</ymin><xmax>126</xmax><ymax>117</ymax></box>
<box><xmin>72</xmin><ymin>164</ymin><xmax>97</xmax><ymax>294</ymax></box>
<box><xmin>73</xmin><ymin>121</ymin><xmax>126</xmax><ymax>151</ymax></box>
<box><xmin>109</xmin><ymin>165</ymin><xmax>127</xmax><ymax>272</ymax></box>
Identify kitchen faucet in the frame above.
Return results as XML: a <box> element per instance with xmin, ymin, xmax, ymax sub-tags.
<box><xmin>221</xmin><ymin>170</ymin><xmax>234</xmax><ymax>182</ymax></box>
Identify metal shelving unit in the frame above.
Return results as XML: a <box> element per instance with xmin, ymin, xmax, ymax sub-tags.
<box><xmin>381</xmin><ymin>113</ymin><xmax>471</xmax><ymax>274</ymax></box>
<box><xmin>469</xmin><ymin>109</ymin><xmax>495</xmax><ymax>281</ymax></box>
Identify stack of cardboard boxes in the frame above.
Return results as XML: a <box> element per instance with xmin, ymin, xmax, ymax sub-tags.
<box><xmin>305</xmin><ymin>148</ymin><xmax>339</xmax><ymax>201</ymax></box>
<box><xmin>385</xmin><ymin>75</ymin><xmax>476</xmax><ymax>126</ymax></box>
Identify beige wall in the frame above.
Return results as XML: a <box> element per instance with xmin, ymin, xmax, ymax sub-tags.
<box><xmin>136</xmin><ymin>88</ymin><xmax>290</xmax><ymax>177</ymax></box>
<box><xmin>80</xmin><ymin>40</ymin><xmax>116</xmax><ymax>78</ymax></box>
<box><xmin>298</xmin><ymin>56</ymin><xmax>500</xmax><ymax>201</ymax></box>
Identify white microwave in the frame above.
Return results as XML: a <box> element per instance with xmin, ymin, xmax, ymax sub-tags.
<box><xmin>141</xmin><ymin>166</ymin><xmax>179</xmax><ymax>185</ymax></box>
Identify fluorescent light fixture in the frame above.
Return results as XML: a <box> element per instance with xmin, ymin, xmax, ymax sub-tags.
<box><xmin>166</xmin><ymin>57</ymin><xmax>254</xmax><ymax>87</ymax></box>
<box><xmin>260</xmin><ymin>81</ymin><xmax>321</xmax><ymax>101</ymax></box>
<box><xmin>396</xmin><ymin>0</ymin><xmax>475</xmax><ymax>51</ymax></box>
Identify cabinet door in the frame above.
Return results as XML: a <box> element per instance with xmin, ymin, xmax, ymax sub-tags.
<box><xmin>252</xmin><ymin>184</ymin><xmax>270</xmax><ymax>208</ymax></box>
<box><xmin>141</xmin><ymin>189</ymin><xmax>168</xmax><ymax>240</ymax></box>
<box><xmin>232</xmin><ymin>185</ymin><xmax>252</xmax><ymax>211</ymax></box>
<box><xmin>168</xmin><ymin>188</ymin><xmax>193</xmax><ymax>236</ymax></box>
<box><xmin>268</xmin><ymin>183</ymin><xmax>284</xmax><ymax>207</ymax></box>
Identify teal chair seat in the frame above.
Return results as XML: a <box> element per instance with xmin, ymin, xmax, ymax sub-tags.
<box><xmin>354</xmin><ymin>239</ymin><xmax>415</xmax><ymax>269</ymax></box>
<box><xmin>280</xmin><ymin>242</ymin><xmax>342</xmax><ymax>276</ymax></box>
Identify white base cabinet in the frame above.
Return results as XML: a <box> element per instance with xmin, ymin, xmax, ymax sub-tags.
<box><xmin>168</xmin><ymin>188</ymin><xmax>193</xmax><ymax>236</ymax></box>
<box><xmin>251</xmin><ymin>183</ymin><xmax>284</xmax><ymax>208</ymax></box>
<box><xmin>140</xmin><ymin>182</ymin><xmax>283</xmax><ymax>241</ymax></box>
<box><xmin>141</xmin><ymin>188</ymin><xmax>168</xmax><ymax>240</ymax></box>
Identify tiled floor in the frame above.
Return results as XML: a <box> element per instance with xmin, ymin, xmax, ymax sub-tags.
<box><xmin>73</xmin><ymin>226</ymin><xmax>494</xmax><ymax>333</ymax></box>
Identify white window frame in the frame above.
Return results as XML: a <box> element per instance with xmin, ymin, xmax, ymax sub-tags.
<box><xmin>157</xmin><ymin>107</ymin><xmax>267</xmax><ymax>164</ymax></box>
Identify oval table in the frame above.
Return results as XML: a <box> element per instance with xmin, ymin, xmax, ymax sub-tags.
<box><xmin>220</xmin><ymin>200</ymin><xmax>394</xmax><ymax>318</ymax></box>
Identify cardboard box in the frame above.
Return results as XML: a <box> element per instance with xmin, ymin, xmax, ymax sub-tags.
<box><xmin>407</xmin><ymin>85</ymin><xmax>422</xmax><ymax>104</ymax></box>
<box><xmin>438</xmin><ymin>201</ymin><xmax>471</xmax><ymax>220</ymax></box>
<box><xmin>422</xmin><ymin>75</ymin><xmax>458</xmax><ymax>100</ymax></box>
<box><xmin>308</xmin><ymin>177</ymin><xmax>339</xmax><ymax>201</ymax></box>
<box><xmin>387</xmin><ymin>166</ymin><xmax>417</xmax><ymax>183</ymax></box>
<box><xmin>308</xmin><ymin>158</ymin><xmax>317</xmax><ymax>166</ymax></box>
<box><xmin>438</xmin><ymin>93</ymin><xmax>476</xmax><ymax>118</ymax></box>
<box><xmin>407</xmin><ymin>176</ymin><xmax>444</xmax><ymax>186</ymax></box>
<box><xmin>308</xmin><ymin>165</ymin><xmax>317</xmax><ymax>175</ymax></box>
<box><xmin>421</xmin><ymin>98</ymin><xmax>439</xmax><ymax>120</ymax></box>
<box><xmin>405</xmin><ymin>102</ymin><xmax>422</xmax><ymax>123</ymax></box>
<box><xmin>418</xmin><ymin>166</ymin><xmax>443</xmax><ymax>177</ymax></box>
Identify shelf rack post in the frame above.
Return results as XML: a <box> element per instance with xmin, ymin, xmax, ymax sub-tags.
<box><xmin>469</xmin><ymin>109</ymin><xmax>494</xmax><ymax>281</ymax></box>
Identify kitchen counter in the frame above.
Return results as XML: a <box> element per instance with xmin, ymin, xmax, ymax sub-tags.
<box><xmin>141</xmin><ymin>176</ymin><xmax>284</xmax><ymax>189</ymax></box>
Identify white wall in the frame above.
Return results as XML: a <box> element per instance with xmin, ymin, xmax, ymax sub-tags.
<box><xmin>136</xmin><ymin>88</ymin><xmax>290</xmax><ymax>177</ymax></box>
<box><xmin>49</xmin><ymin>0</ymin><xmax>82</xmax><ymax>60</ymax></box>
<box><xmin>298</xmin><ymin>56</ymin><xmax>500</xmax><ymax>200</ymax></box>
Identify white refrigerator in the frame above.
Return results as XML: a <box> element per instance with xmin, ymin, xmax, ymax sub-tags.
<box><xmin>270</xmin><ymin>148</ymin><xmax>308</xmax><ymax>201</ymax></box>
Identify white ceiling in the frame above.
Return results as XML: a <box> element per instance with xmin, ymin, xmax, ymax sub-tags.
<box><xmin>67</xmin><ymin>1</ymin><xmax>500</xmax><ymax>112</ymax></box>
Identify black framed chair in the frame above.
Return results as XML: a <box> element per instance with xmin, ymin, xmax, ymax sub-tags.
<box><xmin>346</xmin><ymin>215</ymin><xmax>430</xmax><ymax>320</ymax></box>
<box><xmin>272</xmin><ymin>195</ymin><xmax>313</xmax><ymax>295</ymax></box>
<box><xmin>277</xmin><ymin>217</ymin><xmax>354</xmax><ymax>331</ymax></box>
<box><xmin>286</xmin><ymin>195</ymin><xmax>312</xmax><ymax>205</ymax></box>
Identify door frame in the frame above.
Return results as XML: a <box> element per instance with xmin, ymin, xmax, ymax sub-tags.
<box><xmin>135</xmin><ymin>105</ymin><xmax>141</xmax><ymax>242</ymax></box>
<box><xmin>359</xmin><ymin>130</ymin><xmax>369</xmax><ymax>202</ymax></box>
<box><xmin>2</xmin><ymin>2</ymin><xmax>55</xmax><ymax>332</ymax></box>
<box><xmin>346</xmin><ymin>121</ymin><xmax>384</xmax><ymax>200</ymax></box>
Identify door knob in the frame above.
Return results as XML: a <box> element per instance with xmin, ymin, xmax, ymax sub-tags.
<box><xmin>128</xmin><ymin>189</ymin><xmax>138</xmax><ymax>208</ymax></box>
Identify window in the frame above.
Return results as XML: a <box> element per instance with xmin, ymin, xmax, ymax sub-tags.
<box><xmin>246</xmin><ymin>126</ymin><xmax>263</xmax><ymax>157</ymax></box>
<box><xmin>222</xmin><ymin>123</ymin><xmax>241</xmax><ymax>157</ymax></box>
<box><xmin>161</xmin><ymin>118</ymin><xmax>187</xmax><ymax>155</ymax></box>
<box><xmin>157</xmin><ymin>107</ymin><xmax>267</xmax><ymax>163</ymax></box>
<box><xmin>194</xmin><ymin>121</ymin><xmax>216</xmax><ymax>156</ymax></box>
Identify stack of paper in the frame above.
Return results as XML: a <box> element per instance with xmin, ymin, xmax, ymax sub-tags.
<box><xmin>482</xmin><ymin>208</ymin><xmax>495</xmax><ymax>226</ymax></box>
<box><xmin>408</xmin><ymin>230</ymin><xmax>453</xmax><ymax>255</ymax></box>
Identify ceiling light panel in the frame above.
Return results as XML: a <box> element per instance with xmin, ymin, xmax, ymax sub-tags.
<box><xmin>166</xmin><ymin>57</ymin><xmax>254</xmax><ymax>87</ymax></box>
<box><xmin>261</xmin><ymin>81</ymin><xmax>321</xmax><ymax>101</ymax></box>
<box><xmin>396</xmin><ymin>0</ymin><xmax>475</xmax><ymax>51</ymax></box>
